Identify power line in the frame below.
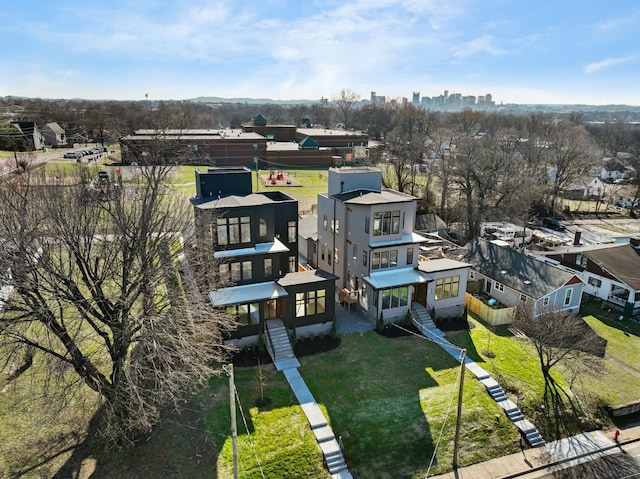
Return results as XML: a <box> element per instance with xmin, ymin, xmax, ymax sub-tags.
<box><xmin>233</xmin><ymin>383</ymin><xmax>266</xmax><ymax>479</ymax></box>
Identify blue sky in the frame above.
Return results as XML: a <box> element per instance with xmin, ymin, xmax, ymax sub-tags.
<box><xmin>2</xmin><ymin>1</ymin><xmax>639</xmax><ymax>105</ymax></box>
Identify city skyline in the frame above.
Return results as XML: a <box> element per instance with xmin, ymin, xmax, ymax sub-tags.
<box><xmin>1</xmin><ymin>1</ymin><xmax>639</xmax><ymax>106</ymax></box>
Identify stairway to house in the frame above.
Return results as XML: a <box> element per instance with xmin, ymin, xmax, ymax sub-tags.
<box><xmin>410</xmin><ymin>302</ymin><xmax>445</xmax><ymax>338</ymax></box>
<box><xmin>265</xmin><ymin>319</ymin><xmax>300</xmax><ymax>371</ymax></box>
<box><xmin>410</xmin><ymin>302</ymin><xmax>545</xmax><ymax>448</ymax></box>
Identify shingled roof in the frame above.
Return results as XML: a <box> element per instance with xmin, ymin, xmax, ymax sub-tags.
<box><xmin>583</xmin><ymin>244</ymin><xmax>640</xmax><ymax>290</ymax></box>
<box><xmin>461</xmin><ymin>238</ymin><xmax>580</xmax><ymax>299</ymax></box>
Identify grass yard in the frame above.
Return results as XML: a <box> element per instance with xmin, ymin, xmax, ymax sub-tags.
<box><xmin>299</xmin><ymin>331</ymin><xmax>518</xmax><ymax>478</ymax></box>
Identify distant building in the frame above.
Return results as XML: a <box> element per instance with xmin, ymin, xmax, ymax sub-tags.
<box><xmin>41</xmin><ymin>122</ymin><xmax>66</xmax><ymax>148</ymax></box>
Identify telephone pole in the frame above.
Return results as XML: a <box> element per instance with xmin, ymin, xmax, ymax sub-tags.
<box><xmin>225</xmin><ymin>364</ymin><xmax>239</xmax><ymax>479</ymax></box>
<box><xmin>453</xmin><ymin>349</ymin><xmax>467</xmax><ymax>470</ymax></box>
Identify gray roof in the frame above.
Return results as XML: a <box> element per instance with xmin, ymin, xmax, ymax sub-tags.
<box><xmin>461</xmin><ymin>238</ymin><xmax>579</xmax><ymax>299</ymax></box>
<box><xmin>583</xmin><ymin>244</ymin><xmax>640</xmax><ymax>290</ymax></box>
<box><xmin>298</xmin><ymin>214</ymin><xmax>318</xmax><ymax>240</ymax></box>
<box><xmin>333</xmin><ymin>188</ymin><xmax>415</xmax><ymax>205</ymax></box>
<box><xmin>277</xmin><ymin>268</ymin><xmax>337</xmax><ymax>287</ymax></box>
<box><xmin>418</xmin><ymin>258</ymin><xmax>470</xmax><ymax>274</ymax></box>
<box><xmin>194</xmin><ymin>193</ymin><xmax>275</xmax><ymax>209</ymax></box>
<box><xmin>415</xmin><ymin>213</ymin><xmax>447</xmax><ymax>231</ymax></box>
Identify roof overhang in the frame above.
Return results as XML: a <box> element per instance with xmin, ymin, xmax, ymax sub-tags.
<box><xmin>214</xmin><ymin>237</ymin><xmax>290</xmax><ymax>259</ymax></box>
<box><xmin>364</xmin><ymin>267</ymin><xmax>432</xmax><ymax>290</ymax></box>
<box><xmin>209</xmin><ymin>281</ymin><xmax>288</xmax><ymax>306</ymax></box>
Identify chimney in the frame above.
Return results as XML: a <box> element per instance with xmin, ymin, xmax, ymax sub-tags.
<box><xmin>573</xmin><ymin>231</ymin><xmax>582</xmax><ymax>246</ymax></box>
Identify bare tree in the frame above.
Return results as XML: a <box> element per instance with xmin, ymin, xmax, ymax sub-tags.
<box><xmin>333</xmin><ymin>88</ymin><xmax>360</xmax><ymax>130</ymax></box>
<box><xmin>513</xmin><ymin>308</ymin><xmax>606</xmax><ymax>439</ymax></box>
<box><xmin>0</xmin><ymin>158</ymin><xmax>234</xmax><ymax>446</ymax></box>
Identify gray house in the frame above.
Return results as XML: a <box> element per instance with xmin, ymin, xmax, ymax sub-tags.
<box><xmin>461</xmin><ymin>238</ymin><xmax>583</xmax><ymax>324</ymax></box>
<box><xmin>41</xmin><ymin>122</ymin><xmax>66</xmax><ymax>147</ymax></box>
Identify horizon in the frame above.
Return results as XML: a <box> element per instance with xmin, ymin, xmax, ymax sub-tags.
<box><xmin>1</xmin><ymin>1</ymin><xmax>639</xmax><ymax>106</ymax></box>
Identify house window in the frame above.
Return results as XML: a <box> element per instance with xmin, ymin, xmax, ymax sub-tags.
<box><xmin>543</xmin><ymin>296</ymin><xmax>550</xmax><ymax>307</ymax></box>
<box><xmin>352</xmin><ymin>244</ymin><xmax>357</xmax><ymax>260</ymax></box>
<box><xmin>288</xmin><ymin>220</ymin><xmax>296</xmax><ymax>243</ymax></box>
<box><xmin>334</xmin><ymin>247</ymin><xmax>339</xmax><ymax>264</ymax></box>
<box><xmin>323</xmin><ymin>214</ymin><xmax>328</xmax><ymax>230</ymax></box>
<box><xmin>289</xmin><ymin>256</ymin><xmax>296</xmax><ymax>272</ymax></box>
<box><xmin>242</xmin><ymin>261</ymin><xmax>252</xmax><ymax>281</ymax></box>
<box><xmin>296</xmin><ymin>289</ymin><xmax>326</xmax><ymax>317</ymax></box>
<box><xmin>564</xmin><ymin>288</ymin><xmax>573</xmax><ymax>306</ymax></box>
<box><xmin>469</xmin><ymin>271</ymin><xmax>475</xmax><ymax>279</ymax></box>
<box><xmin>331</xmin><ymin>219</ymin><xmax>340</xmax><ymax>235</ymax></box>
<box><xmin>587</xmin><ymin>277</ymin><xmax>602</xmax><ymax>288</ymax></box>
<box><xmin>372</xmin><ymin>251</ymin><xmax>380</xmax><ymax>270</ymax></box>
<box><xmin>231</xmin><ymin>262</ymin><xmax>241</xmax><ymax>282</ymax></box>
<box><xmin>381</xmin><ymin>250</ymin><xmax>388</xmax><ymax>268</ymax></box>
<box><xmin>520</xmin><ymin>294</ymin><xmax>527</xmax><ymax>302</ymax></box>
<box><xmin>225</xmin><ymin>261</ymin><xmax>252</xmax><ymax>282</ymax></box>
<box><xmin>264</xmin><ymin>258</ymin><xmax>272</xmax><ymax>277</ymax></box>
<box><xmin>390</xmin><ymin>250</ymin><xmax>398</xmax><ymax>267</ymax></box>
<box><xmin>328</xmin><ymin>245</ymin><xmax>332</xmax><ymax>265</ymax></box>
<box><xmin>495</xmin><ymin>282</ymin><xmax>505</xmax><ymax>292</ymax></box>
<box><xmin>435</xmin><ymin>275</ymin><xmax>460</xmax><ymax>300</ymax></box>
<box><xmin>216</xmin><ymin>216</ymin><xmax>251</xmax><ymax>246</ymax></box>
<box><xmin>371</xmin><ymin>250</ymin><xmax>398</xmax><ymax>269</ymax></box>
<box><xmin>363</xmin><ymin>250</ymin><xmax>368</xmax><ymax>267</ymax></box>
<box><xmin>321</xmin><ymin>243</ymin><xmax>326</xmax><ymax>261</ymax></box>
<box><xmin>226</xmin><ymin>303</ymin><xmax>260</xmax><ymax>326</ymax></box>
<box><xmin>373</xmin><ymin>212</ymin><xmax>382</xmax><ymax>236</ymax></box>
<box><xmin>259</xmin><ymin>218</ymin><xmax>267</xmax><ymax>237</ymax></box>
<box><xmin>365</xmin><ymin>216</ymin><xmax>370</xmax><ymax>234</ymax></box>
<box><xmin>406</xmin><ymin>248</ymin><xmax>414</xmax><ymax>265</ymax></box>
<box><xmin>381</xmin><ymin>286</ymin><xmax>408</xmax><ymax>309</ymax></box>
<box><xmin>391</xmin><ymin>211</ymin><xmax>400</xmax><ymax>234</ymax></box>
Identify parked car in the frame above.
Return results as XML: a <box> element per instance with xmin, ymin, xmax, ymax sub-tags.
<box><xmin>542</xmin><ymin>217</ymin><xmax>566</xmax><ymax>231</ymax></box>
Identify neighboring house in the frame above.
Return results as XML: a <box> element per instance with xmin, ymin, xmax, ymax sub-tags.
<box><xmin>600</xmin><ymin>159</ymin><xmax>630</xmax><ymax>181</ymax></box>
<box><xmin>534</xmin><ymin>243</ymin><xmax>640</xmax><ymax>316</ymax></box>
<box><xmin>10</xmin><ymin>121</ymin><xmax>44</xmax><ymax>150</ymax></box>
<box><xmin>461</xmin><ymin>238</ymin><xmax>583</xmax><ymax>324</ymax></box>
<box><xmin>585</xmin><ymin>177</ymin><xmax>605</xmax><ymax>197</ymax></box>
<box><xmin>191</xmin><ymin>167</ymin><xmax>337</xmax><ymax>348</ymax></box>
<box><xmin>316</xmin><ymin>167</ymin><xmax>470</xmax><ymax>324</ymax></box>
<box><xmin>297</xmin><ymin>214</ymin><xmax>318</xmax><ymax>269</ymax></box>
<box><xmin>41</xmin><ymin>122</ymin><xmax>66</xmax><ymax>147</ymax></box>
<box><xmin>67</xmin><ymin>132</ymin><xmax>88</xmax><ymax>145</ymax></box>
<box><xmin>414</xmin><ymin>213</ymin><xmax>447</xmax><ymax>235</ymax></box>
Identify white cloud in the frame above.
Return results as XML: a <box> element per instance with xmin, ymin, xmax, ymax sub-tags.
<box><xmin>585</xmin><ymin>56</ymin><xmax>637</xmax><ymax>74</ymax></box>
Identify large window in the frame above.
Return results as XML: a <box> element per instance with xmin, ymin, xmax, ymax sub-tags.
<box><xmin>363</xmin><ymin>250</ymin><xmax>368</xmax><ymax>267</ymax></box>
<box><xmin>295</xmin><ymin>289</ymin><xmax>326</xmax><ymax>317</ymax></box>
<box><xmin>217</xmin><ymin>216</ymin><xmax>251</xmax><ymax>246</ymax></box>
<box><xmin>288</xmin><ymin>220</ymin><xmax>296</xmax><ymax>243</ymax></box>
<box><xmin>587</xmin><ymin>277</ymin><xmax>602</xmax><ymax>288</ymax></box>
<box><xmin>365</xmin><ymin>216</ymin><xmax>370</xmax><ymax>234</ymax></box>
<box><xmin>259</xmin><ymin>218</ymin><xmax>268</xmax><ymax>237</ymax></box>
<box><xmin>289</xmin><ymin>255</ymin><xmax>296</xmax><ymax>272</ymax></box>
<box><xmin>373</xmin><ymin>210</ymin><xmax>401</xmax><ymax>236</ymax></box>
<box><xmin>381</xmin><ymin>286</ymin><xmax>409</xmax><ymax>309</ymax></box>
<box><xmin>435</xmin><ymin>275</ymin><xmax>460</xmax><ymax>300</ymax></box>
<box><xmin>371</xmin><ymin>250</ymin><xmax>398</xmax><ymax>270</ymax></box>
<box><xmin>226</xmin><ymin>303</ymin><xmax>260</xmax><ymax>326</ymax></box>
<box><xmin>220</xmin><ymin>261</ymin><xmax>252</xmax><ymax>282</ymax></box>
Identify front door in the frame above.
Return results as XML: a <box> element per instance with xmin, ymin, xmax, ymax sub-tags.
<box><xmin>414</xmin><ymin>282</ymin><xmax>427</xmax><ymax>306</ymax></box>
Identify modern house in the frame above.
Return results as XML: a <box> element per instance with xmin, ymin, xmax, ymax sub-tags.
<box><xmin>533</xmin><ymin>243</ymin><xmax>640</xmax><ymax>317</ymax></box>
<box><xmin>316</xmin><ymin>167</ymin><xmax>470</xmax><ymax>324</ymax></box>
<box><xmin>41</xmin><ymin>122</ymin><xmax>66</xmax><ymax>148</ymax></box>
<box><xmin>190</xmin><ymin>167</ymin><xmax>337</xmax><ymax>348</ymax></box>
<box><xmin>461</xmin><ymin>238</ymin><xmax>584</xmax><ymax>324</ymax></box>
<box><xmin>297</xmin><ymin>214</ymin><xmax>318</xmax><ymax>269</ymax></box>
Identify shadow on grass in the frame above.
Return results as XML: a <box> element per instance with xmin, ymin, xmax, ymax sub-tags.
<box><xmin>582</xmin><ymin>301</ymin><xmax>640</xmax><ymax>340</ymax></box>
<box><xmin>47</xmin><ymin>396</ymin><xmax>222</xmax><ymax>479</ymax></box>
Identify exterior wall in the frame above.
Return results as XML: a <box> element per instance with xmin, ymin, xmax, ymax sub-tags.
<box><xmin>425</xmin><ymin>267</ymin><xmax>469</xmax><ymax>319</ymax></box>
<box><xmin>281</xmin><ymin>280</ymin><xmax>336</xmax><ymax>331</ymax></box>
<box><xmin>327</xmin><ymin>167</ymin><xmax>381</xmax><ymax>196</ymax></box>
<box><xmin>265</xmin><ymin>148</ymin><xmax>334</xmax><ymax>167</ymax></box>
<box><xmin>316</xmin><ymin>193</ymin><xmax>336</xmax><ymax>279</ymax></box>
<box><xmin>532</xmin><ymin>284</ymin><xmax>582</xmax><ymax>318</ymax></box>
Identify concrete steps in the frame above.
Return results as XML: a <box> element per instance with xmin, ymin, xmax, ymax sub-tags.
<box><xmin>265</xmin><ymin>319</ymin><xmax>300</xmax><ymax>370</ymax></box>
<box><xmin>410</xmin><ymin>302</ymin><xmax>445</xmax><ymax>338</ymax></box>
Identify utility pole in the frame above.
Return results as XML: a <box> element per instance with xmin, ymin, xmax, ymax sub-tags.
<box><xmin>453</xmin><ymin>349</ymin><xmax>467</xmax><ymax>470</ymax></box>
<box><xmin>225</xmin><ymin>364</ymin><xmax>239</xmax><ymax>479</ymax></box>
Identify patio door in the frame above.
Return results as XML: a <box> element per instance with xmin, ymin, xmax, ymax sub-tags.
<box><xmin>485</xmin><ymin>279</ymin><xmax>492</xmax><ymax>294</ymax></box>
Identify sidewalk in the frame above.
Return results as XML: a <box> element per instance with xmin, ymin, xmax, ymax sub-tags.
<box><xmin>430</xmin><ymin>425</ymin><xmax>640</xmax><ymax>479</ymax></box>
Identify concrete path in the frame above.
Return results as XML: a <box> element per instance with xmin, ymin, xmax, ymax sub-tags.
<box><xmin>410</xmin><ymin>302</ymin><xmax>545</xmax><ymax>447</ymax></box>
